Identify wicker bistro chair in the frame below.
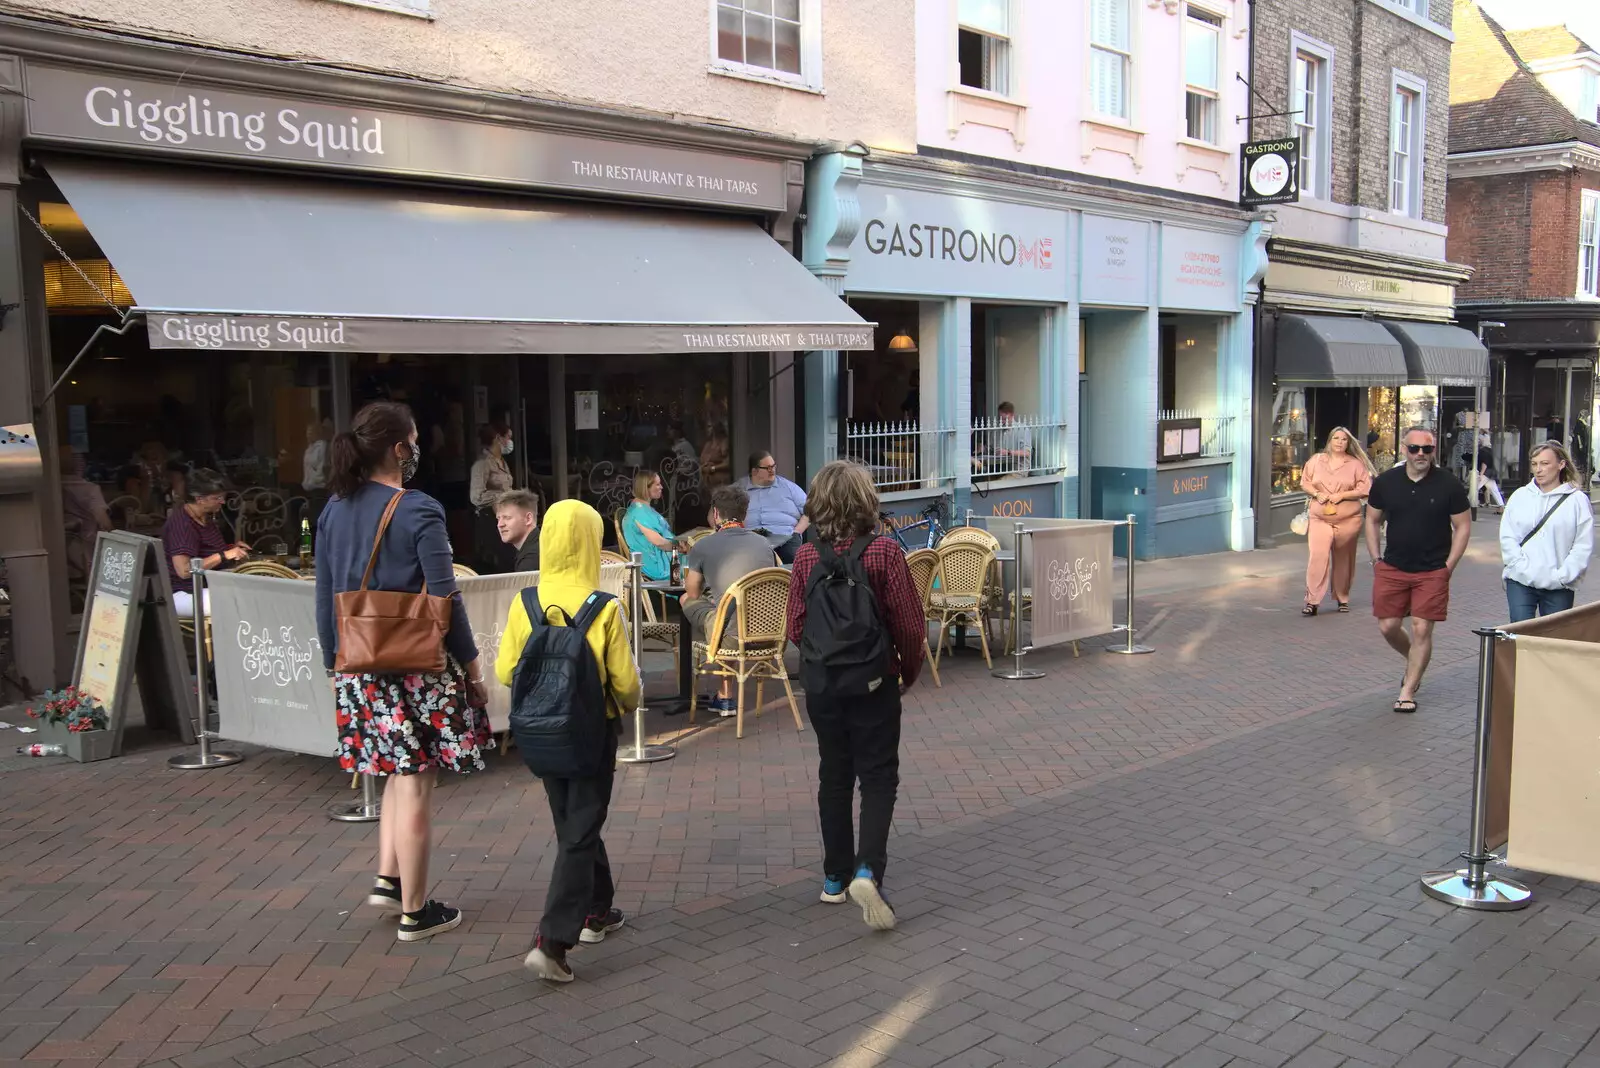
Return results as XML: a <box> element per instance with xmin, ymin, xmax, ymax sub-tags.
<box><xmin>235</xmin><ymin>559</ymin><xmax>303</xmax><ymax>580</ymax></box>
<box><xmin>627</xmin><ymin>569</ymin><xmax>682</xmax><ymax>691</ymax></box>
<box><xmin>930</xmin><ymin>541</ymin><xmax>998</xmax><ymax>670</ymax></box>
<box><xmin>689</xmin><ymin>567</ymin><xmax>803</xmax><ymax>739</ymax></box>
<box><xmin>679</xmin><ymin>527</ymin><xmax>713</xmax><ymax>549</ymax></box>
<box><xmin>452</xmin><ymin>562</ymin><xmax>479</xmax><ymax>579</ymax></box>
<box><xmin>903</xmin><ymin>549</ymin><xmax>943</xmax><ymax>688</ymax></box>
<box><xmin>939</xmin><ymin>525</ymin><xmax>1000</xmax><ymax>551</ymax></box>
<box><xmin>599</xmin><ymin>550</ymin><xmax>629</xmax><ymax>567</ymax></box>
<box><xmin>612</xmin><ymin>509</ymin><xmax>637</xmax><ymax>557</ymax></box>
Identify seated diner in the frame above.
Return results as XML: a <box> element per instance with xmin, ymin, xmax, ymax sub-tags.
<box><xmin>624</xmin><ymin>469</ymin><xmax>681</xmax><ymax>581</ymax></box>
<box><xmin>161</xmin><ymin>468</ymin><xmax>248</xmax><ymax>616</ymax></box>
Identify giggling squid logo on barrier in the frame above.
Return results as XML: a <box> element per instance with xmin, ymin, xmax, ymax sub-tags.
<box><xmin>83</xmin><ymin>85</ymin><xmax>385</xmax><ymax>160</ymax></box>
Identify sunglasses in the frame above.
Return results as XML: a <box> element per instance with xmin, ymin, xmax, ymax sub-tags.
<box><xmin>1405</xmin><ymin>444</ymin><xmax>1436</xmax><ymax>455</ymax></box>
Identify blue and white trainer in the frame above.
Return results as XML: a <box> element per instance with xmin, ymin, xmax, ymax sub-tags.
<box><xmin>848</xmin><ymin>866</ymin><xmax>896</xmax><ymax>931</ymax></box>
<box><xmin>820</xmin><ymin>875</ymin><xmax>847</xmax><ymax>903</ymax></box>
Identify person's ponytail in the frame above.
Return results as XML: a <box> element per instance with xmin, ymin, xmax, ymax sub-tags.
<box><xmin>327</xmin><ymin>401</ymin><xmax>416</xmax><ymax>499</ymax></box>
<box><xmin>328</xmin><ymin>431</ymin><xmax>366</xmax><ymax>499</ymax></box>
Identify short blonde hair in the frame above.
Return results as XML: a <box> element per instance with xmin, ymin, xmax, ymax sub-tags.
<box><xmin>806</xmin><ymin>461</ymin><xmax>880</xmax><ymax>542</ymax></box>
<box><xmin>632</xmin><ymin>469</ymin><xmax>659</xmax><ymax>502</ymax></box>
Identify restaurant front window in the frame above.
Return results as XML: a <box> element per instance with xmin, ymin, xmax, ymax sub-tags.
<box><xmin>50</xmin><ymin>313</ymin><xmax>335</xmax><ymax>557</ymax></box>
<box><xmin>563</xmin><ymin>353</ymin><xmax>734</xmax><ymax>532</ymax></box>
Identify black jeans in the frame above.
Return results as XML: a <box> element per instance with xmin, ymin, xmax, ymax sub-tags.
<box><xmin>806</xmin><ymin>686</ymin><xmax>902</xmax><ymax>884</ymax></box>
<box><xmin>538</xmin><ymin>725</ymin><xmax>619</xmax><ymax>948</ymax></box>
<box><xmin>775</xmin><ymin>533</ymin><xmax>804</xmax><ymax>565</ymax></box>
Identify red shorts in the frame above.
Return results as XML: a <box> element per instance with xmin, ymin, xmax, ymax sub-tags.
<box><xmin>1372</xmin><ymin>562</ymin><xmax>1451</xmax><ymax>621</ymax></box>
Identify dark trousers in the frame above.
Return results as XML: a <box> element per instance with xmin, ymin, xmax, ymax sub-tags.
<box><xmin>776</xmin><ymin>533</ymin><xmax>804</xmax><ymax>565</ymax></box>
<box><xmin>1506</xmin><ymin>579</ymin><xmax>1575</xmax><ymax>623</ymax></box>
<box><xmin>539</xmin><ymin>726</ymin><xmax>619</xmax><ymax>948</ymax></box>
<box><xmin>806</xmin><ymin>686</ymin><xmax>902</xmax><ymax>884</ymax></box>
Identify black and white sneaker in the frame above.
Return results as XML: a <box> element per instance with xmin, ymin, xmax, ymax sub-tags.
<box><xmin>525</xmin><ymin>937</ymin><xmax>574</xmax><ymax>982</ymax></box>
<box><xmin>579</xmin><ymin>908</ymin><xmax>625</xmax><ymax>944</ymax></box>
<box><xmin>366</xmin><ymin>877</ymin><xmax>403</xmax><ymax>916</ymax></box>
<box><xmin>396</xmin><ymin>900</ymin><xmax>462</xmax><ymax>942</ymax></box>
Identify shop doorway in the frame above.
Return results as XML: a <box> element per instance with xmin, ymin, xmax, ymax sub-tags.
<box><xmin>1531</xmin><ymin>359</ymin><xmax>1595</xmax><ymax>481</ymax></box>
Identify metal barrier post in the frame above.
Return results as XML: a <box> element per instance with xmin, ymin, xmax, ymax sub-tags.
<box><xmin>617</xmin><ymin>552</ymin><xmax>675</xmax><ymax>764</ymax></box>
<box><xmin>1105</xmin><ymin>514</ymin><xmax>1155</xmax><ymax>656</ymax></box>
<box><xmin>1420</xmin><ymin>629</ymin><xmax>1531</xmax><ymax>910</ymax></box>
<box><xmin>168</xmin><ymin>569</ymin><xmax>244</xmax><ymax>770</ymax></box>
<box><xmin>993</xmin><ymin>523</ymin><xmax>1043</xmax><ymax>681</ymax></box>
<box><xmin>330</xmin><ymin>773</ymin><xmax>382</xmax><ymax>822</ymax></box>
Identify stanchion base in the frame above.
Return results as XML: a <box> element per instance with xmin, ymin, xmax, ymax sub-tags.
<box><xmin>617</xmin><ymin>745</ymin><xmax>676</xmax><ymax>764</ymax></box>
<box><xmin>993</xmin><ymin>668</ymin><xmax>1046</xmax><ymax>680</ymax></box>
<box><xmin>329</xmin><ymin>801</ymin><xmax>382</xmax><ymax>823</ymax></box>
<box><xmin>1420</xmin><ymin>869</ymin><xmax>1533</xmax><ymax>911</ymax></box>
<box><xmin>1105</xmin><ymin>644</ymin><xmax>1156</xmax><ymax>655</ymax></box>
<box><xmin>167</xmin><ymin>750</ymin><xmax>243</xmax><ymax>770</ymax></box>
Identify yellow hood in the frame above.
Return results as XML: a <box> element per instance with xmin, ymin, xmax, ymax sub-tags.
<box><xmin>538</xmin><ymin>498</ymin><xmax>602</xmax><ymax>608</ymax></box>
<box><xmin>495</xmin><ymin>497</ymin><xmax>641</xmax><ymax>716</ymax></box>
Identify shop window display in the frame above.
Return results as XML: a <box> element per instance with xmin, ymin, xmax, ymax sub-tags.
<box><xmin>1269</xmin><ymin>387</ymin><xmax>1310</xmax><ymax>496</ymax></box>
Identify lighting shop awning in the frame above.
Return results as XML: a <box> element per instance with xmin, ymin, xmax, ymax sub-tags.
<box><xmin>1274</xmin><ymin>314</ymin><xmax>1409</xmax><ymax>387</ymax></box>
<box><xmin>44</xmin><ymin>158</ymin><xmax>873</xmax><ymax>354</ymax></box>
<box><xmin>1380</xmin><ymin>320</ymin><xmax>1489</xmax><ymax>386</ymax></box>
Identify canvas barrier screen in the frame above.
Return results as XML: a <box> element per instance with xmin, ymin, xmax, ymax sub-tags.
<box><xmin>1505</xmin><ymin>633</ymin><xmax>1600</xmax><ymax>883</ymax></box>
<box><xmin>1028</xmin><ymin>521</ymin><xmax>1117</xmax><ymax>647</ymax></box>
<box><xmin>207</xmin><ymin>563</ymin><xmax>630</xmax><ymax>750</ymax></box>
<box><xmin>1485</xmin><ymin>600</ymin><xmax>1600</xmax><ymax>850</ymax></box>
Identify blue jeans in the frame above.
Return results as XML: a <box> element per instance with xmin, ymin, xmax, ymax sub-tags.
<box><xmin>1505</xmin><ymin>579</ymin><xmax>1574</xmax><ymax>623</ymax></box>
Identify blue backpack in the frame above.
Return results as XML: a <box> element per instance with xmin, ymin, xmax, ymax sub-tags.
<box><xmin>508</xmin><ymin>589</ymin><xmax>614</xmax><ymax>778</ymax></box>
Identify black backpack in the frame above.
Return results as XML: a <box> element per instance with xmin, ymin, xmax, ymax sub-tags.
<box><xmin>799</xmin><ymin>537</ymin><xmax>893</xmax><ymax>696</ymax></box>
<box><xmin>508</xmin><ymin>589</ymin><xmax>614</xmax><ymax>778</ymax></box>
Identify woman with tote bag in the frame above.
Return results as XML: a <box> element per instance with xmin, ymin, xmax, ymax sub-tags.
<box><xmin>316</xmin><ymin>401</ymin><xmax>491</xmax><ymax>942</ymax></box>
<box><xmin>1499</xmin><ymin>441</ymin><xmax>1594</xmax><ymax>622</ymax></box>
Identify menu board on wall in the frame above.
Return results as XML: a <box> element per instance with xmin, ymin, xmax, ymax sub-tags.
<box><xmin>1079</xmin><ymin>215</ymin><xmax>1151</xmax><ymax>306</ymax></box>
<box><xmin>1159</xmin><ymin>225</ymin><xmax>1240</xmax><ymax>313</ymax></box>
<box><xmin>71</xmin><ymin>532</ymin><xmax>197</xmax><ymax>754</ymax></box>
<box><xmin>847</xmin><ymin>184</ymin><xmax>1070</xmax><ymax>301</ymax></box>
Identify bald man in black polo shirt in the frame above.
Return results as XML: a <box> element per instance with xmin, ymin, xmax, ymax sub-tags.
<box><xmin>1364</xmin><ymin>427</ymin><xmax>1472</xmax><ymax>714</ymax></box>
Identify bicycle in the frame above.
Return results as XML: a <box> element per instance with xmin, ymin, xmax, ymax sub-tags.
<box><xmin>879</xmin><ymin>493</ymin><xmax>952</xmax><ymax>552</ymax></box>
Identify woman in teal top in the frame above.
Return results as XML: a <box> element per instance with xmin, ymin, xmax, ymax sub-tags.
<box><xmin>624</xmin><ymin>470</ymin><xmax>678</xmax><ymax>581</ymax></box>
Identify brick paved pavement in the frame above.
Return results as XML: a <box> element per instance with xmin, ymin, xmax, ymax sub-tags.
<box><xmin>4</xmin><ymin>519</ymin><xmax>1600</xmax><ymax>1067</ymax></box>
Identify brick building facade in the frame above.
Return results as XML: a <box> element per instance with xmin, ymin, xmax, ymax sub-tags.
<box><xmin>1252</xmin><ymin>0</ymin><xmax>1484</xmax><ymax>544</ymax></box>
<box><xmin>1447</xmin><ymin>1</ymin><xmax>1600</xmax><ymax>484</ymax></box>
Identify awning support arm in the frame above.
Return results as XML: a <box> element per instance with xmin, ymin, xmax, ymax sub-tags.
<box><xmin>36</xmin><ymin>309</ymin><xmax>143</xmax><ymax>414</ymax></box>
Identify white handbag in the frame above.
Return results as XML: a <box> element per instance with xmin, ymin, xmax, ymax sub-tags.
<box><xmin>1289</xmin><ymin>505</ymin><xmax>1310</xmax><ymax>536</ymax></box>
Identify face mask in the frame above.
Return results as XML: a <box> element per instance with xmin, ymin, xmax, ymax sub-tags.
<box><xmin>400</xmin><ymin>441</ymin><xmax>420</xmax><ymax>483</ymax></box>
<box><xmin>502</xmin><ymin>438</ymin><xmax>514</xmax><ymax>457</ymax></box>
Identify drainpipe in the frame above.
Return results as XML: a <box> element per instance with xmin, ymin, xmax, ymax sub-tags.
<box><xmin>1246</xmin><ymin>0</ymin><xmax>1257</xmax><ymax>142</ymax></box>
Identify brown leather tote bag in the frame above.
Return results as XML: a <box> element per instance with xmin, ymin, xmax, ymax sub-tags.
<box><xmin>333</xmin><ymin>489</ymin><xmax>452</xmax><ymax>675</ymax></box>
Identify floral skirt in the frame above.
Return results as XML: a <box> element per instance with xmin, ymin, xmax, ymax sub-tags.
<box><xmin>333</xmin><ymin>660</ymin><xmax>491</xmax><ymax>776</ymax></box>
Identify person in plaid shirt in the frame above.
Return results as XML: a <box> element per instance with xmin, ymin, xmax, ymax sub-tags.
<box><xmin>786</xmin><ymin>461</ymin><xmax>924</xmax><ymax>931</ymax></box>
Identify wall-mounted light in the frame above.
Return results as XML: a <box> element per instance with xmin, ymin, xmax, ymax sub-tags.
<box><xmin>887</xmin><ymin>330</ymin><xmax>918</xmax><ymax>354</ymax></box>
<box><xmin>42</xmin><ymin>260</ymin><xmax>132</xmax><ymax>309</ymax></box>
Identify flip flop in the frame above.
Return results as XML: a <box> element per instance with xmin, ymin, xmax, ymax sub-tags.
<box><xmin>1393</xmin><ymin>699</ymin><xmax>1418</xmax><ymax>714</ymax></box>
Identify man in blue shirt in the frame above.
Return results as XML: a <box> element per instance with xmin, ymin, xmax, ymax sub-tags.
<box><xmin>740</xmin><ymin>450</ymin><xmax>810</xmax><ymax>564</ymax></box>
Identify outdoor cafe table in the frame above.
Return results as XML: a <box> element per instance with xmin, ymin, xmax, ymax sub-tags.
<box><xmin>642</xmin><ymin>579</ymin><xmax>693</xmax><ymax>715</ymax></box>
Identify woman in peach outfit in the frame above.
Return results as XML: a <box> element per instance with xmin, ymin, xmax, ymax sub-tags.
<box><xmin>1301</xmin><ymin>427</ymin><xmax>1374</xmax><ymax>616</ymax></box>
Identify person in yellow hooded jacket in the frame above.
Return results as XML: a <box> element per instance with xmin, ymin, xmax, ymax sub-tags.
<box><xmin>496</xmin><ymin>499</ymin><xmax>641</xmax><ymax>983</ymax></box>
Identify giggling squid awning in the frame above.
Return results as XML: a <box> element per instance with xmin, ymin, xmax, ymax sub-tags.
<box><xmin>1380</xmin><ymin>320</ymin><xmax>1489</xmax><ymax>386</ymax></box>
<box><xmin>43</xmin><ymin>158</ymin><xmax>873</xmax><ymax>354</ymax></box>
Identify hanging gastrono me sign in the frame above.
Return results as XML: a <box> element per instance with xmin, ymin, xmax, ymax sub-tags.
<box><xmin>1239</xmin><ymin>138</ymin><xmax>1300</xmax><ymax>208</ymax></box>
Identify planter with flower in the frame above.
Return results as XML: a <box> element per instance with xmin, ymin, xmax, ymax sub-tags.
<box><xmin>25</xmin><ymin>687</ymin><xmax>115</xmax><ymax>763</ymax></box>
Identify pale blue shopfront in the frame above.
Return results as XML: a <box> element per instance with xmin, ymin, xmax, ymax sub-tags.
<box><xmin>801</xmin><ymin>150</ymin><xmax>1267</xmax><ymax>559</ymax></box>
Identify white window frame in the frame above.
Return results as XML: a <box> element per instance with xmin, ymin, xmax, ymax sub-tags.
<box><xmin>1290</xmin><ymin>33</ymin><xmax>1334</xmax><ymax>200</ymax></box>
<box><xmin>1581</xmin><ymin>69</ymin><xmax>1600</xmax><ymax>124</ymax></box>
<box><xmin>1581</xmin><ymin>189</ymin><xmax>1600</xmax><ymax>300</ymax></box>
<box><xmin>1388</xmin><ymin>72</ymin><xmax>1426</xmax><ymax>218</ymax></box>
<box><xmin>1089</xmin><ymin>0</ymin><xmax>1134</xmax><ymax>122</ymax></box>
<box><xmin>1183</xmin><ymin>5</ymin><xmax>1223</xmax><ymax>144</ymax></box>
<box><xmin>710</xmin><ymin>0</ymin><xmax>824</xmax><ymax>91</ymax></box>
<box><xmin>956</xmin><ymin>0</ymin><xmax>1015</xmax><ymax>97</ymax></box>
